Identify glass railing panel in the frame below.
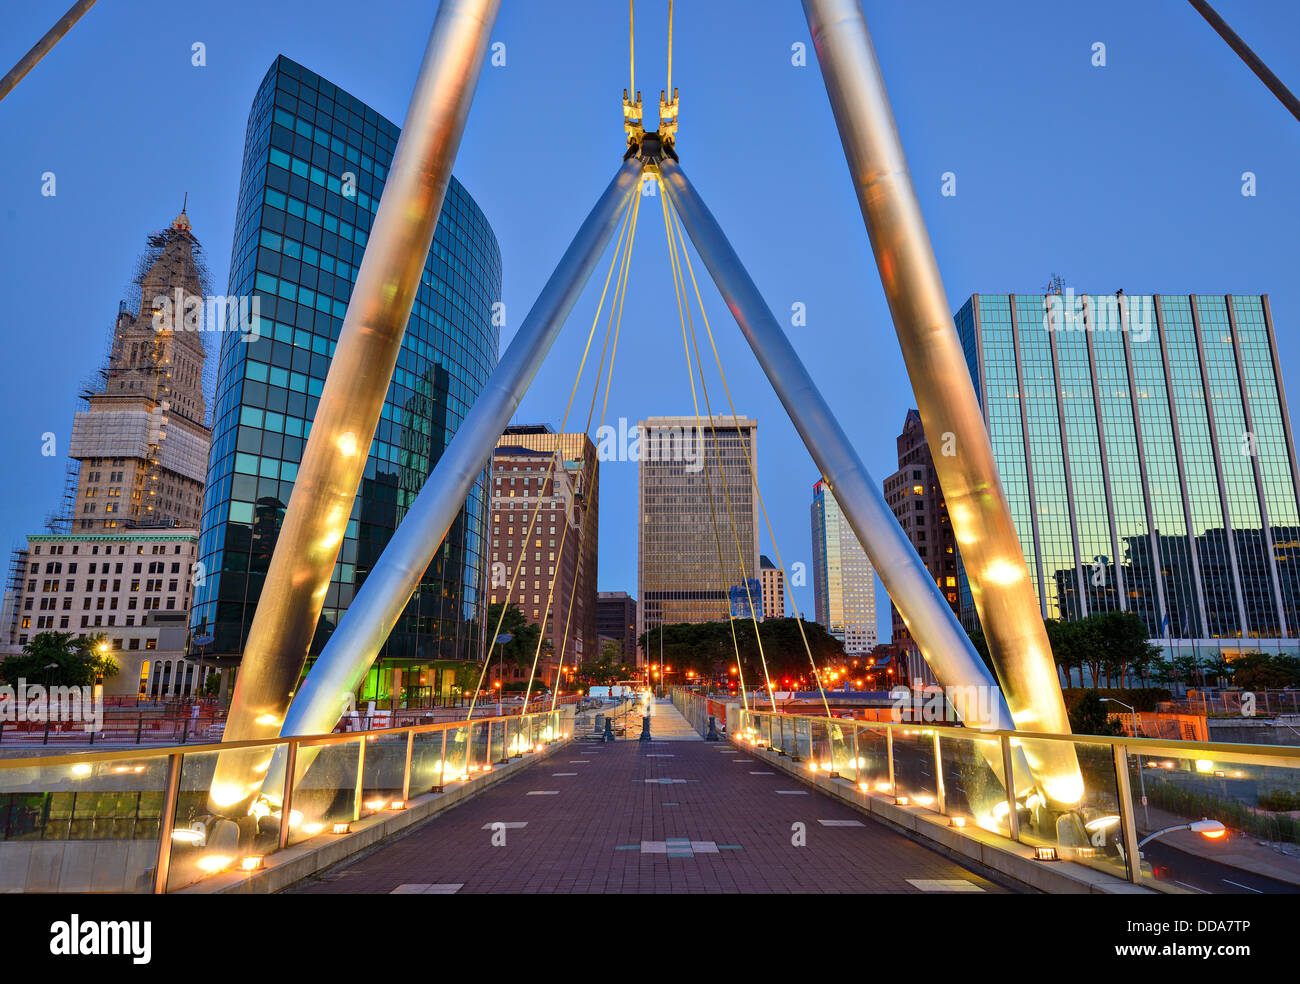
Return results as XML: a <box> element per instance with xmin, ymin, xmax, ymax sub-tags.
<box><xmin>410</xmin><ymin>728</ymin><xmax>449</xmax><ymax>795</ymax></box>
<box><xmin>829</xmin><ymin>718</ymin><xmax>857</xmax><ymax>783</ymax></box>
<box><xmin>1015</xmin><ymin>737</ymin><xmax>1130</xmax><ymax>881</ymax></box>
<box><xmin>854</xmin><ymin>725</ymin><xmax>891</xmax><ymax>793</ymax></box>
<box><xmin>1126</xmin><ymin>744</ymin><xmax>1300</xmax><ymax>890</ymax></box>
<box><xmin>166</xmin><ymin>744</ymin><xmax>287</xmax><ymax>890</ymax></box>
<box><xmin>0</xmin><ymin>752</ymin><xmax>170</xmax><ymax>893</ymax></box>
<box><xmin>283</xmin><ymin>737</ymin><xmax>366</xmax><ymax>848</ymax></box>
<box><xmin>937</xmin><ymin>731</ymin><xmax>1006</xmax><ymax>828</ymax></box>
<box><xmin>890</xmin><ymin>728</ymin><xmax>939</xmax><ymax>812</ymax></box>
<box><xmin>360</xmin><ymin>731</ymin><xmax>408</xmax><ymax>808</ymax></box>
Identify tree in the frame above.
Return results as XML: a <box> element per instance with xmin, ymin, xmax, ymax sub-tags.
<box><xmin>484</xmin><ymin>602</ymin><xmax>547</xmax><ymax>671</ymax></box>
<box><xmin>0</xmin><ymin>632</ymin><xmax>120</xmax><ymax>687</ymax></box>
<box><xmin>1068</xmin><ymin>688</ymin><xmax>1124</xmax><ymax>736</ymax></box>
<box><xmin>636</xmin><ymin>617</ymin><xmax>848</xmax><ymax>685</ymax></box>
<box><xmin>1228</xmin><ymin>652</ymin><xmax>1300</xmax><ymax>691</ymax></box>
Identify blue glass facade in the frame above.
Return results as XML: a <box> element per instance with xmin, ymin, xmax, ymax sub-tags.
<box><xmin>191</xmin><ymin>57</ymin><xmax>501</xmax><ymax>676</ymax></box>
<box><xmin>957</xmin><ymin>292</ymin><xmax>1300</xmax><ymax>643</ymax></box>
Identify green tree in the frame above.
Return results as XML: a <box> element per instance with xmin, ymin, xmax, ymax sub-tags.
<box><xmin>484</xmin><ymin>602</ymin><xmax>547</xmax><ymax>670</ymax></box>
<box><xmin>1229</xmin><ymin>652</ymin><xmax>1300</xmax><ymax>690</ymax></box>
<box><xmin>636</xmin><ymin>617</ymin><xmax>847</xmax><ymax>685</ymax></box>
<box><xmin>0</xmin><ymin>632</ymin><xmax>120</xmax><ymax>687</ymax></box>
<box><xmin>1068</xmin><ymin>688</ymin><xmax>1124</xmax><ymax>736</ymax></box>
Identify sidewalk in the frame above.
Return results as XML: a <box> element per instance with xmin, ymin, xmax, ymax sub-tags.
<box><xmin>292</xmin><ymin>739</ymin><xmax>1012</xmax><ymax>894</ymax></box>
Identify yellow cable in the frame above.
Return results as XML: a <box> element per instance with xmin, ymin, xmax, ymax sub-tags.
<box><xmin>629</xmin><ymin>0</ymin><xmax>636</xmax><ymax>99</ymax></box>
<box><xmin>665</xmin><ymin>194</ymin><xmax>836</xmax><ymax>726</ymax></box>
<box><xmin>659</xmin><ymin>183</ymin><xmax>775</xmax><ymax>713</ymax></box>
<box><xmin>548</xmin><ymin>190</ymin><xmax>639</xmax><ymax>713</ymax></box>
<box><xmin>524</xmin><ymin>189</ymin><xmax>641</xmax><ymax>710</ymax></box>
<box><xmin>667</xmin><ymin>0</ymin><xmax>673</xmax><ymax>96</ymax></box>
<box><xmin>467</xmin><ymin>196</ymin><xmax>634</xmax><ymax>722</ymax></box>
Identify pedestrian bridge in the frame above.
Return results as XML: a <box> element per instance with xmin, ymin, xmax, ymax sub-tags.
<box><xmin>2</xmin><ymin>691</ymin><xmax>1297</xmax><ymax>894</ymax></box>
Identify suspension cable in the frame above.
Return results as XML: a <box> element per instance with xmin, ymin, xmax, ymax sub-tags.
<box><xmin>628</xmin><ymin>0</ymin><xmax>636</xmax><ymax>100</ymax></box>
<box><xmin>523</xmin><ymin>188</ymin><xmax>641</xmax><ymax>710</ymax></box>
<box><xmin>665</xmin><ymin>192</ymin><xmax>837</xmax><ymax>726</ymax></box>
<box><xmin>548</xmin><ymin>188</ymin><xmax>640</xmax><ymax>713</ymax></box>
<box><xmin>659</xmin><ymin>182</ymin><xmax>776</xmax><ymax>713</ymax></box>
<box><xmin>667</xmin><ymin>0</ymin><xmax>673</xmax><ymax>96</ymax></box>
<box><xmin>466</xmin><ymin>195</ymin><xmax>635</xmax><ymax>722</ymax></box>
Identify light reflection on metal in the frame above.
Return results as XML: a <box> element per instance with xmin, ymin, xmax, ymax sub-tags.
<box><xmin>659</xmin><ymin>160</ymin><xmax>1024</xmax><ymax>764</ymax></box>
<box><xmin>0</xmin><ymin>0</ymin><xmax>99</xmax><ymax>104</ymax></box>
<box><xmin>801</xmin><ymin>0</ymin><xmax>1080</xmax><ymax>804</ymax></box>
<box><xmin>211</xmin><ymin>0</ymin><xmax>502</xmax><ymax>813</ymax></box>
<box><xmin>256</xmin><ymin>159</ymin><xmax>642</xmax><ymax>798</ymax></box>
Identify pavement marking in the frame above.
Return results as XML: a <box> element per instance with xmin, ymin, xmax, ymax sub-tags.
<box><xmin>526</xmin><ymin>790</ymin><xmax>560</xmax><ymax>796</ymax></box>
<box><xmin>662</xmin><ymin>802</ymin><xmax>679</xmax><ymax>806</ymax></box>
<box><xmin>643</xmin><ymin>778</ymin><xmax>691</xmax><ymax>784</ymax></box>
<box><xmin>1175</xmin><ymin>880</ymin><xmax>1209</xmax><ymax>894</ymax></box>
<box><xmin>568</xmin><ymin>761</ymin><xmax>591</xmax><ymax>764</ymax></box>
<box><xmin>391</xmin><ymin>883</ymin><xmax>463</xmax><ymax>894</ymax></box>
<box><xmin>748</xmin><ymin>771</ymin><xmax>776</xmax><ymax>775</ymax></box>
<box><xmin>907</xmin><ymin>878</ymin><xmax>985</xmax><ymax>893</ymax></box>
<box><xmin>733</xmin><ymin>759</ymin><xmax>752</xmax><ymax>763</ymax></box>
<box><xmin>479</xmin><ymin>822</ymin><xmax>528</xmax><ymax>830</ymax></box>
<box><xmin>776</xmin><ymin>790</ymin><xmax>809</xmax><ymax>795</ymax></box>
<box><xmin>646</xmin><ymin>754</ymin><xmax>675</xmax><ymax>758</ymax></box>
<box><xmin>818</xmin><ymin>819</ymin><xmax>865</xmax><ymax>827</ymax></box>
<box><xmin>638</xmin><ymin>839</ymin><xmax>720</xmax><ymax>856</ymax></box>
<box><xmin>1222</xmin><ymin>879</ymin><xmax>1263</xmax><ymax>894</ymax></box>
<box><xmin>552</xmin><ymin>772</ymin><xmax>578</xmax><ymax>776</ymax></box>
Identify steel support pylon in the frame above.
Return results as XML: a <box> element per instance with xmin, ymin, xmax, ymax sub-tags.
<box><xmin>659</xmin><ymin>161</ymin><xmax>1015</xmax><ymax>735</ymax></box>
<box><xmin>802</xmin><ymin>0</ymin><xmax>1081</xmax><ymax>804</ymax></box>
<box><xmin>210</xmin><ymin>0</ymin><xmax>502</xmax><ymax>812</ymax></box>
<box><xmin>256</xmin><ymin>159</ymin><xmax>642</xmax><ymax>799</ymax></box>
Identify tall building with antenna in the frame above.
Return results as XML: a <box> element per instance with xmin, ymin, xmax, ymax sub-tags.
<box><xmin>67</xmin><ymin>208</ymin><xmax>211</xmax><ymax>531</ymax></box>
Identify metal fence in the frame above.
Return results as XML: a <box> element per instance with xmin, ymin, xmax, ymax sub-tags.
<box><xmin>733</xmin><ymin>706</ymin><xmax>1300</xmax><ymax>890</ymax></box>
<box><xmin>0</xmin><ymin>707</ymin><xmax>573</xmax><ymax>893</ymax></box>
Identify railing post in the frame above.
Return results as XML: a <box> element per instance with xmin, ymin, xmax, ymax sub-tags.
<box><xmin>498</xmin><ymin>718</ymin><xmax>510</xmax><ymax>763</ymax></box>
<box><xmin>850</xmin><ymin>725</ymin><xmax>860</xmax><ymax>786</ymax></box>
<box><xmin>1112</xmin><ymin>743</ymin><xmax>1143</xmax><ymax>884</ymax></box>
<box><xmin>885</xmin><ymin>726</ymin><xmax>895</xmax><ymax>794</ymax></box>
<box><xmin>401</xmin><ymin>728</ymin><xmax>414</xmax><ymax>802</ymax></box>
<box><xmin>932</xmin><ymin>730</ymin><xmax>946</xmax><ymax>815</ymax></box>
<box><xmin>152</xmin><ymin>751</ymin><xmax>183</xmax><ymax>894</ymax></box>
<box><xmin>999</xmin><ymin>734</ymin><xmax>1020</xmax><ymax>842</ymax></box>
<box><xmin>278</xmin><ymin>740</ymin><xmax>298</xmax><ymax>851</ymax></box>
<box><xmin>136</xmin><ymin>714</ymin><xmax>143</xmax><ymax>744</ymax></box>
<box><xmin>434</xmin><ymin>727</ymin><xmax>448</xmax><ymax>792</ymax></box>
<box><xmin>353</xmin><ymin>737</ymin><xmax>366</xmax><ymax>822</ymax></box>
<box><xmin>483</xmin><ymin>719</ymin><xmax>493</xmax><ymax>770</ymax></box>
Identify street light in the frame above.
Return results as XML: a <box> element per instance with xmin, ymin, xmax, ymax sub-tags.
<box><xmin>494</xmin><ymin>633</ymin><xmax>513</xmax><ymax>716</ymax></box>
<box><xmin>1138</xmin><ymin>819</ymin><xmax>1227</xmax><ymax>850</ymax></box>
<box><xmin>1101</xmin><ymin>697</ymin><xmax>1148</xmax><ymax>825</ymax></box>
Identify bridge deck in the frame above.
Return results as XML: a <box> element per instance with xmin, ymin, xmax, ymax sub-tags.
<box><xmin>293</xmin><ymin>705</ymin><xmax>1014</xmax><ymax>894</ymax></box>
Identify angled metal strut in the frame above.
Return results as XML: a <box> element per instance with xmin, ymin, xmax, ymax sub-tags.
<box><xmin>211</xmin><ymin>0</ymin><xmax>502</xmax><ymax>812</ymax></box>
<box><xmin>802</xmin><ymin>0</ymin><xmax>1082</xmax><ymax>804</ymax></box>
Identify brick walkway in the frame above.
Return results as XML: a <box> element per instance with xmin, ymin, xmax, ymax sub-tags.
<box><xmin>291</xmin><ymin>738</ymin><xmax>1014</xmax><ymax>894</ymax></box>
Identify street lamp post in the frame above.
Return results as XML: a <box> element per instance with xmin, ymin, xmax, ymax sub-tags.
<box><xmin>1101</xmin><ymin>697</ymin><xmax>1148</xmax><ymax>826</ymax></box>
<box><xmin>1137</xmin><ymin>819</ymin><xmax>1226</xmax><ymax>850</ymax></box>
<box><xmin>494</xmin><ymin>633</ymin><xmax>513</xmax><ymax>716</ymax></box>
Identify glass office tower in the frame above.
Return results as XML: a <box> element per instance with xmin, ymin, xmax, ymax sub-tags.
<box><xmin>191</xmin><ymin>57</ymin><xmax>501</xmax><ymax>697</ymax></box>
<box><xmin>811</xmin><ymin>479</ymin><xmax>878</xmax><ymax>655</ymax></box>
<box><xmin>956</xmin><ymin>292</ymin><xmax>1300</xmax><ymax>649</ymax></box>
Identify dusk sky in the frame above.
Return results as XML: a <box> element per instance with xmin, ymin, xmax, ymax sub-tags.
<box><xmin>1</xmin><ymin>0</ymin><xmax>1296</xmax><ymax>637</ymax></box>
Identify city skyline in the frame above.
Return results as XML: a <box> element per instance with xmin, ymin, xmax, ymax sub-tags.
<box><xmin>1</xmin><ymin>2</ymin><xmax>1297</xmax><ymax>640</ymax></box>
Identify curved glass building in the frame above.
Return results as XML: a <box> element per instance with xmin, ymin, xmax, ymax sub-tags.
<box><xmin>191</xmin><ymin>57</ymin><xmax>501</xmax><ymax>698</ymax></box>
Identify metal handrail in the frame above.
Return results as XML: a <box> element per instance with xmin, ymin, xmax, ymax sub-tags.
<box><xmin>0</xmin><ymin>708</ymin><xmax>558</xmax><ymax>772</ymax></box>
<box><xmin>735</xmin><ymin>707</ymin><xmax>1300</xmax><ymax>766</ymax></box>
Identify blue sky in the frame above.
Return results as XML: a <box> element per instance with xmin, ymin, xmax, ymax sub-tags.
<box><xmin>1</xmin><ymin>0</ymin><xmax>1297</xmax><ymax>639</ymax></box>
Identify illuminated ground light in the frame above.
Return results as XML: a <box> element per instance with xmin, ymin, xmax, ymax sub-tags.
<box><xmin>331</xmin><ymin>823</ymin><xmax>350</xmax><ymax>835</ymax></box>
<box><xmin>70</xmin><ymin>763</ymin><xmax>91</xmax><ymax>778</ymax></box>
<box><xmin>240</xmin><ymin>856</ymin><xmax>265</xmax><ymax>871</ymax></box>
<box><xmin>198</xmin><ymin>855</ymin><xmax>232</xmax><ymax>873</ymax></box>
<box><xmin>950</xmin><ymin>816</ymin><xmax>967</xmax><ymax>828</ymax></box>
<box><xmin>364</xmin><ymin>799</ymin><xmax>388</xmax><ymax>811</ymax></box>
<box><xmin>894</xmin><ymin>796</ymin><xmax>910</xmax><ymax>806</ymax></box>
<box><xmin>301</xmin><ymin>822</ymin><xmax>324</xmax><ymax>836</ymax></box>
<box><xmin>390</xmin><ymin>800</ymin><xmax>405</xmax><ymax>810</ymax></box>
<box><xmin>1034</xmin><ymin>846</ymin><xmax>1059</xmax><ymax>862</ymax></box>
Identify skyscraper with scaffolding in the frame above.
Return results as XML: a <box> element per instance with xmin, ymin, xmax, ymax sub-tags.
<box><xmin>67</xmin><ymin>209</ymin><xmax>211</xmax><ymax>531</ymax></box>
<box><xmin>2</xmin><ymin>209</ymin><xmax>211</xmax><ymax>695</ymax></box>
